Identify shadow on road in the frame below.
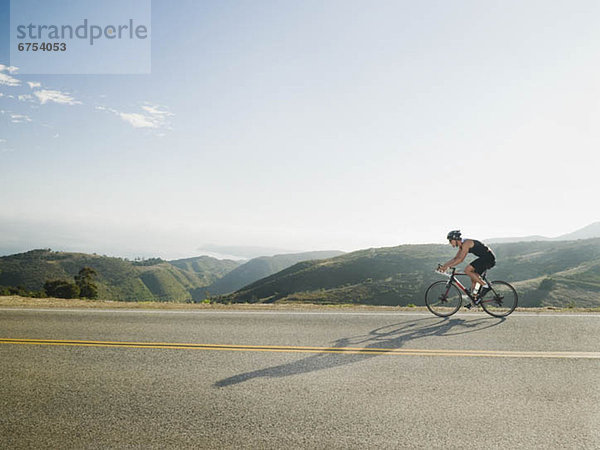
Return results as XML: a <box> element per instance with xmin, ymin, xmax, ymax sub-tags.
<box><xmin>214</xmin><ymin>316</ymin><xmax>505</xmax><ymax>388</ymax></box>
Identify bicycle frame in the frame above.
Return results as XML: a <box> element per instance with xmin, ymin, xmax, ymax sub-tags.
<box><xmin>439</xmin><ymin>267</ymin><xmax>491</xmax><ymax>302</ymax></box>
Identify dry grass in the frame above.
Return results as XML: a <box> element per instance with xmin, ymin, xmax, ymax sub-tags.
<box><xmin>0</xmin><ymin>295</ymin><xmax>404</xmax><ymax>311</ymax></box>
<box><xmin>0</xmin><ymin>295</ymin><xmax>598</xmax><ymax>313</ymax></box>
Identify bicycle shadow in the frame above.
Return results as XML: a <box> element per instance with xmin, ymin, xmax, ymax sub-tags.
<box><xmin>214</xmin><ymin>315</ymin><xmax>505</xmax><ymax>388</ymax></box>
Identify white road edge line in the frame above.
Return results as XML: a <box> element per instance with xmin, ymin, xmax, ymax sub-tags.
<box><xmin>0</xmin><ymin>308</ymin><xmax>599</xmax><ymax>317</ymax></box>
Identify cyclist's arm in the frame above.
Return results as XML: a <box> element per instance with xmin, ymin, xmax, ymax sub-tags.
<box><xmin>441</xmin><ymin>240</ymin><xmax>473</xmax><ymax>269</ymax></box>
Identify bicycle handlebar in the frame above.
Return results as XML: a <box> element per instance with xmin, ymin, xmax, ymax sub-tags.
<box><xmin>435</xmin><ymin>265</ymin><xmax>455</xmax><ymax>277</ymax></box>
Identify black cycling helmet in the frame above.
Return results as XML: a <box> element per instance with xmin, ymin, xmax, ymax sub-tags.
<box><xmin>447</xmin><ymin>230</ymin><xmax>462</xmax><ymax>241</ymax></box>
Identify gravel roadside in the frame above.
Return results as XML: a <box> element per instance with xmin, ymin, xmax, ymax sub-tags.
<box><xmin>1</xmin><ymin>295</ymin><xmax>598</xmax><ymax>313</ymax></box>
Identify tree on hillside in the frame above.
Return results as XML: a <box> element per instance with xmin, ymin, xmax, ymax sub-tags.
<box><xmin>75</xmin><ymin>267</ymin><xmax>98</xmax><ymax>299</ymax></box>
<box><xmin>44</xmin><ymin>280</ymin><xmax>80</xmax><ymax>299</ymax></box>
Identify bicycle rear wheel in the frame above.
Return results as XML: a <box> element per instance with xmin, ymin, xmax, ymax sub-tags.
<box><xmin>425</xmin><ymin>281</ymin><xmax>462</xmax><ymax>317</ymax></box>
<box><xmin>480</xmin><ymin>281</ymin><xmax>518</xmax><ymax>317</ymax></box>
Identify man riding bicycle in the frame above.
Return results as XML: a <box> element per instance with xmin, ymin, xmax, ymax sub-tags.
<box><xmin>439</xmin><ymin>230</ymin><xmax>496</xmax><ymax>303</ymax></box>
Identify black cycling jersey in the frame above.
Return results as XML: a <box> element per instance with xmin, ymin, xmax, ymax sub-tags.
<box><xmin>465</xmin><ymin>239</ymin><xmax>495</xmax><ymax>259</ymax></box>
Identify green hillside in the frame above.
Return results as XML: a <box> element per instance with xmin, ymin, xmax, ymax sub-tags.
<box><xmin>221</xmin><ymin>239</ymin><xmax>600</xmax><ymax>308</ymax></box>
<box><xmin>168</xmin><ymin>256</ymin><xmax>240</xmax><ymax>285</ymax></box>
<box><xmin>202</xmin><ymin>251</ymin><xmax>344</xmax><ymax>298</ymax></box>
<box><xmin>0</xmin><ymin>250</ymin><xmax>238</xmax><ymax>302</ymax></box>
<box><xmin>4</xmin><ymin>240</ymin><xmax>600</xmax><ymax>307</ymax></box>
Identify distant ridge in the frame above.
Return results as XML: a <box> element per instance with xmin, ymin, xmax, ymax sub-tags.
<box><xmin>0</xmin><ymin>250</ymin><xmax>239</xmax><ymax>302</ymax></box>
<box><xmin>220</xmin><ymin>238</ymin><xmax>600</xmax><ymax>308</ymax></box>
<box><xmin>201</xmin><ymin>250</ymin><xmax>344</xmax><ymax>298</ymax></box>
<box><xmin>557</xmin><ymin>222</ymin><xmax>600</xmax><ymax>241</ymax></box>
<box><xmin>486</xmin><ymin>235</ymin><xmax>551</xmax><ymax>244</ymax></box>
<box><xmin>195</xmin><ymin>244</ymin><xmax>293</xmax><ymax>260</ymax></box>
<box><xmin>0</xmin><ymin>249</ymin><xmax>343</xmax><ymax>302</ymax></box>
<box><xmin>3</xmin><ymin>222</ymin><xmax>600</xmax><ymax>308</ymax></box>
<box><xmin>487</xmin><ymin>222</ymin><xmax>600</xmax><ymax>244</ymax></box>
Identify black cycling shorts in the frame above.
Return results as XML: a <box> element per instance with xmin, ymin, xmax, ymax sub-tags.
<box><xmin>469</xmin><ymin>256</ymin><xmax>496</xmax><ymax>275</ymax></box>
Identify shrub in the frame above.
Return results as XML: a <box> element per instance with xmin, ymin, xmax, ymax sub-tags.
<box><xmin>75</xmin><ymin>267</ymin><xmax>98</xmax><ymax>299</ymax></box>
<box><xmin>44</xmin><ymin>280</ymin><xmax>80</xmax><ymax>299</ymax></box>
<box><xmin>539</xmin><ymin>277</ymin><xmax>556</xmax><ymax>291</ymax></box>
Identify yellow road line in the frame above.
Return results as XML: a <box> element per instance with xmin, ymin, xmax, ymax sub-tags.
<box><xmin>1</xmin><ymin>338</ymin><xmax>599</xmax><ymax>359</ymax></box>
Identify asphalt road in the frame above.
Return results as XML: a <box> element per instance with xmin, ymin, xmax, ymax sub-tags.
<box><xmin>1</xmin><ymin>308</ymin><xmax>599</xmax><ymax>449</ymax></box>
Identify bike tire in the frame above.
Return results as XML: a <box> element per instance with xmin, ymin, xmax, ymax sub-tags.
<box><xmin>480</xmin><ymin>281</ymin><xmax>518</xmax><ymax>317</ymax></box>
<box><xmin>425</xmin><ymin>280</ymin><xmax>462</xmax><ymax>317</ymax></box>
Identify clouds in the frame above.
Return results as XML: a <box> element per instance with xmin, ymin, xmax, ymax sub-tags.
<box><xmin>0</xmin><ymin>65</ymin><xmax>21</xmax><ymax>87</ymax></box>
<box><xmin>0</xmin><ymin>73</ymin><xmax>20</xmax><ymax>87</ymax></box>
<box><xmin>1</xmin><ymin>69</ymin><xmax>81</xmax><ymax>131</ymax></box>
<box><xmin>118</xmin><ymin>112</ymin><xmax>157</xmax><ymax>128</ymax></box>
<box><xmin>0</xmin><ymin>65</ymin><xmax>19</xmax><ymax>74</ymax></box>
<box><xmin>141</xmin><ymin>104</ymin><xmax>173</xmax><ymax>117</ymax></box>
<box><xmin>1</xmin><ymin>67</ymin><xmax>80</xmax><ymax>139</ymax></box>
<box><xmin>2</xmin><ymin>109</ymin><xmax>33</xmax><ymax>124</ymax></box>
<box><xmin>97</xmin><ymin>103</ymin><xmax>174</xmax><ymax>130</ymax></box>
<box><xmin>1</xmin><ymin>65</ymin><xmax>174</xmax><ymax>135</ymax></box>
<box><xmin>10</xmin><ymin>114</ymin><xmax>32</xmax><ymax>124</ymax></box>
<box><xmin>0</xmin><ymin>137</ymin><xmax>12</xmax><ymax>153</ymax></box>
<box><xmin>1</xmin><ymin>66</ymin><xmax>80</xmax><ymax>108</ymax></box>
<box><xmin>33</xmin><ymin>89</ymin><xmax>81</xmax><ymax>105</ymax></box>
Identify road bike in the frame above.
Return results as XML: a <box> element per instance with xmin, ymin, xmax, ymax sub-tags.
<box><xmin>425</xmin><ymin>266</ymin><xmax>518</xmax><ymax>318</ymax></box>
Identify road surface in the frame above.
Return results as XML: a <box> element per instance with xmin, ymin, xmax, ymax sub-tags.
<box><xmin>1</xmin><ymin>308</ymin><xmax>599</xmax><ymax>448</ymax></box>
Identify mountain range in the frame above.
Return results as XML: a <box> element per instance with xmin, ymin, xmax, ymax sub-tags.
<box><xmin>0</xmin><ymin>249</ymin><xmax>342</xmax><ymax>302</ymax></box>
<box><xmin>2</xmin><ymin>222</ymin><xmax>599</xmax><ymax>308</ymax></box>
<box><xmin>201</xmin><ymin>251</ymin><xmax>344</xmax><ymax>297</ymax></box>
<box><xmin>487</xmin><ymin>222</ymin><xmax>600</xmax><ymax>243</ymax></box>
<box><xmin>221</xmin><ymin>238</ymin><xmax>600</xmax><ymax>308</ymax></box>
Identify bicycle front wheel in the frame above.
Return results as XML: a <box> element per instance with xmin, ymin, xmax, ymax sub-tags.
<box><xmin>425</xmin><ymin>281</ymin><xmax>462</xmax><ymax>317</ymax></box>
<box><xmin>480</xmin><ymin>281</ymin><xmax>518</xmax><ymax>317</ymax></box>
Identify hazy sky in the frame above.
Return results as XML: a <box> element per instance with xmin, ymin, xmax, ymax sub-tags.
<box><xmin>1</xmin><ymin>0</ymin><xmax>599</xmax><ymax>259</ymax></box>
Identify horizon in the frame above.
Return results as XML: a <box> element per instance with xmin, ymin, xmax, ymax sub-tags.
<box><xmin>2</xmin><ymin>220</ymin><xmax>599</xmax><ymax>261</ymax></box>
<box><xmin>2</xmin><ymin>1</ymin><xmax>600</xmax><ymax>260</ymax></box>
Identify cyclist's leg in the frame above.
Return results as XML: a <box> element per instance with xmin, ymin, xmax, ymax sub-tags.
<box><xmin>465</xmin><ymin>259</ymin><xmax>486</xmax><ymax>291</ymax></box>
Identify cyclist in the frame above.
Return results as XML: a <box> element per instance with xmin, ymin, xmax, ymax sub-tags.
<box><xmin>439</xmin><ymin>230</ymin><xmax>496</xmax><ymax>302</ymax></box>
